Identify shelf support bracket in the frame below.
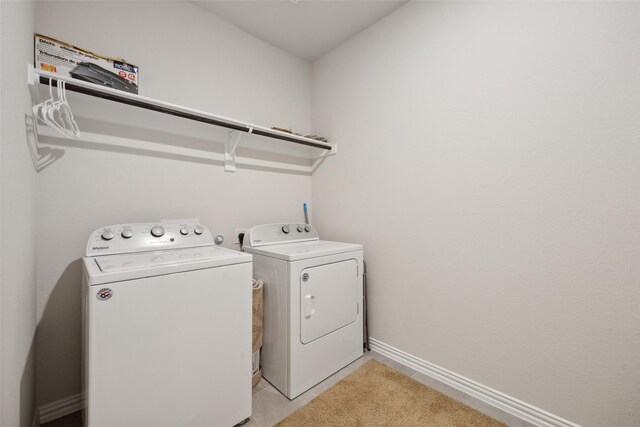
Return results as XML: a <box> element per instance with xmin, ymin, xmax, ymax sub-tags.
<box><xmin>225</xmin><ymin>127</ymin><xmax>252</xmax><ymax>172</ymax></box>
<box><xmin>27</xmin><ymin>64</ymin><xmax>41</xmax><ymax>105</ymax></box>
<box><xmin>311</xmin><ymin>144</ymin><xmax>338</xmax><ymax>173</ymax></box>
<box><xmin>225</xmin><ymin>131</ymin><xmax>242</xmax><ymax>172</ymax></box>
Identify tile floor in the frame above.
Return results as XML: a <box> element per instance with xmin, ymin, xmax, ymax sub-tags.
<box><xmin>42</xmin><ymin>351</ymin><xmax>535</xmax><ymax>427</ymax></box>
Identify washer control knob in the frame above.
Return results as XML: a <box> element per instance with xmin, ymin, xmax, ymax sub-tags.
<box><xmin>297</xmin><ymin>226</ymin><xmax>303</xmax><ymax>232</ymax></box>
<box><xmin>180</xmin><ymin>227</ymin><xmax>189</xmax><ymax>236</ymax></box>
<box><xmin>214</xmin><ymin>234</ymin><xmax>224</xmax><ymax>245</ymax></box>
<box><xmin>194</xmin><ymin>226</ymin><xmax>204</xmax><ymax>235</ymax></box>
<box><xmin>101</xmin><ymin>230</ymin><xmax>115</xmax><ymax>241</ymax></box>
<box><xmin>150</xmin><ymin>226</ymin><xmax>165</xmax><ymax>238</ymax></box>
<box><xmin>121</xmin><ymin>229</ymin><xmax>133</xmax><ymax>239</ymax></box>
<box><xmin>282</xmin><ymin>225</ymin><xmax>290</xmax><ymax>234</ymax></box>
<box><xmin>304</xmin><ymin>225</ymin><xmax>311</xmax><ymax>232</ymax></box>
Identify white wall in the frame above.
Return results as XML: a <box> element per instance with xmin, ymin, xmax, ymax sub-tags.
<box><xmin>0</xmin><ymin>1</ymin><xmax>38</xmax><ymax>426</ymax></box>
<box><xmin>312</xmin><ymin>2</ymin><xmax>640</xmax><ymax>426</ymax></box>
<box><xmin>34</xmin><ymin>1</ymin><xmax>312</xmax><ymax>406</ymax></box>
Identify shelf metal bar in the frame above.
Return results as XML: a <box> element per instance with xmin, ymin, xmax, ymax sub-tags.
<box><xmin>35</xmin><ymin>74</ymin><xmax>332</xmax><ymax>151</ymax></box>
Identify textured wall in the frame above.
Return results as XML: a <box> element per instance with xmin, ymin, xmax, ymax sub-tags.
<box><xmin>311</xmin><ymin>2</ymin><xmax>640</xmax><ymax>426</ymax></box>
<box><xmin>34</xmin><ymin>0</ymin><xmax>313</xmax><ymax>406</ymax></box>
<box><xmin>1</xmin><ymin>1</ymin><xmax>38</xmax><ymax>426</ymax></box>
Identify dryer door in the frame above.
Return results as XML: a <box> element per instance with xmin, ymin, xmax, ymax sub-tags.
<box><xmin>300</xmin><ymin>259</ymin><xmax>358</xmax><ymax>344</ymax></box>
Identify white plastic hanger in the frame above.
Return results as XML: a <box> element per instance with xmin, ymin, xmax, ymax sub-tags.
<box><xmin>51</xmin><ymin>81</ymin><xmax>80</xmax><ymax>138</ymax></box>
<box><xmin>33</xmin><ymin>78</ymin><xmax>81</xmax><ymax>139</ymax></box>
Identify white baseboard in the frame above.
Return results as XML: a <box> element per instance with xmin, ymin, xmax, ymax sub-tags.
<box><xmin>35</xmin><ymin>341</ymin><xmax>580</xmax><ymax>427</ymax></box>
<box><xmin>37</xmin><ymin>392</ymin><xmax>84</xmax><ymax>425</ymax></box>
<box><xmin>369</xmin><ymin>338</ymin><xmax>580</xmax><ymax>427</ymax></box>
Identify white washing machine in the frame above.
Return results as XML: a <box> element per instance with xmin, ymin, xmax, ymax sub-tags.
<box><xmin>82</xmin><ymin>222</ymin><xmax>252</xmax><ymax>427</ymax></box>
<box><xmin>243</xmin><ymin>223</ymin><xmax>363</xmax><ymax>399</ymax></box>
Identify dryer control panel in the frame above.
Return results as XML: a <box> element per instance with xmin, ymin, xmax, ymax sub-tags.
<box><xmin>245</xmin><ymin>223</ymin><xmax>319</xmax><ymax>248</ymax></box>
<box><xmin>85</xmin><ymin>222</ymin><xmax>216</xmax><ymax>256</ymax></box>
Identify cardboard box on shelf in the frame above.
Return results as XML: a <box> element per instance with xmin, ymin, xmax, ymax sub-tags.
<box><xmin>34</xmin><ymin>33</ymin><xmax>139</xmax><ymax>94</ymax></box>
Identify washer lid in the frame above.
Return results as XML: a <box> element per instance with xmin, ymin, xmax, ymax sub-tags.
<box><xmin>84</xmin><ymin>245</ymin><xmax>251</xmax><ymax>285</ymax></box>
<box><xmin>243</xmin><ymin>240</ymin><xmax>362</xmax><ymax>261</ymax></box>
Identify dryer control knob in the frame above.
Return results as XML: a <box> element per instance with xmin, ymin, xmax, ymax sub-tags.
<box><xmin>214</xmin><ymin>234</ymin><xmax>224</xmax><ymax>245</ymax></box>
<box><xmin>150</xmin><ymin>226</ymin><xmax>165</xmax><ymax>238</ymax></box>
<box><xmin>304</xmin><ymin>225</ymin><xmax>311</xmax><ymax>232</ymax></box>
<box><xmin>101</xmin><ymin>230</ymin><xmax>115</xmax><ymax>241</ymax></box>
<box><xmin>121</xmin><ymin>229</ymin><xmax>133</xmax><ymax>239</ymax></box>
<box><xmin>297</xmin><ymin>226</ymin><xmax>303</xmax><ymax>232</ymax></box>
<box><xmin>180</xmin><ymin>227</ymin><xmax>189</xmax><ymax>236</ymax></box>
<box><xmin>282</xmin><ymin>225</ymin><xmax>290</xmax><ymax>234</ymax></box>
<box><xmin>194</xmin><ymin>226</ymin><xmax>204</xmax><ymax>235</ymax></box>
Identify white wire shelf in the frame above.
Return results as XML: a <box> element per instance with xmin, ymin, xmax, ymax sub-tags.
<box><xmin>27</xmin><ymin>65</ymin><xmax>336</xmax><ymax>173</ymax></box>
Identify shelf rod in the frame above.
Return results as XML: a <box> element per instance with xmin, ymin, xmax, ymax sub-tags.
<box><xmin>37</xmin><ymin>75</ymin><xmax>332</xmax><ymax>151</ymax></box>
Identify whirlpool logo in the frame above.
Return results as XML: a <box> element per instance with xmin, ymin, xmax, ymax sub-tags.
<box><xmin>96</xmin><ymin>288</ymin><xmax>113</xmax><ymax>301</ymax></box>
<box><xmin>92</xmin><ymin>246</ymin><xmax>109</xmax><ymax>250</ymax></box>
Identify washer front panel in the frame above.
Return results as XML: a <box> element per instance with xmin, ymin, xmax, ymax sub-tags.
<box><xmin>84</xmin><ymin>260</ymin><xmax>252</xmax><ymax>426</ymax></box>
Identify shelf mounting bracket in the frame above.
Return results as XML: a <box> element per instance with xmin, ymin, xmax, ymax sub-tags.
<box><xmin>225</xmin><ymin>127</ymin><xmax>252</xmax><ymax>172</ymax></box>
<box><xmin>225</xmin><ymin>130</ymin><xmax>242</xmax><ymax>172</ymax></box>
<box><xmin>311</xmin><ymin>144</ymin><xmax>338</xmax><ymax>173</ymax></box>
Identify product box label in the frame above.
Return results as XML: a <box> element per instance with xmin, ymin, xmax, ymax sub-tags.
<box><xmin>34</xmin><ymin>34</ymin><xmax>139</xmax><ymax>94</ymax></box>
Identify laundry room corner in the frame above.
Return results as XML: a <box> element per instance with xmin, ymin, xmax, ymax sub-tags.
<box><xmin>32</xmin><ymin>0</ymin><xmax>315</xmax><ymax>412</ymax></box>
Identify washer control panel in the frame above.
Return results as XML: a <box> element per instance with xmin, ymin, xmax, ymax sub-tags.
<box><xmin>245</xmin><ymin>223</ymin><xmax>318</xmax><ymax>247</ymax></box>
<box><xmin>85</xmin><ymin>222</ymin><xmax>217</xmax><ymax>256</ymax></box>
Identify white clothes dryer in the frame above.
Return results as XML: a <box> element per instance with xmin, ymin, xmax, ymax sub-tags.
<box><xmin>82</xmin><ymin>222</ymin><xmax>252</xmax><ymax>427</ymax></box>
<box><xmin>243</xmin><ymin>223</ymin><xmax>363</xmax><ymax>399</ymax></box>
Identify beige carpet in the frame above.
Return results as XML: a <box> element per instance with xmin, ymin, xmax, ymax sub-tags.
<box><xmin>275</xmin><ymin>360</ymin><xmax>506</xmax><ymax>427</ymax></box>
